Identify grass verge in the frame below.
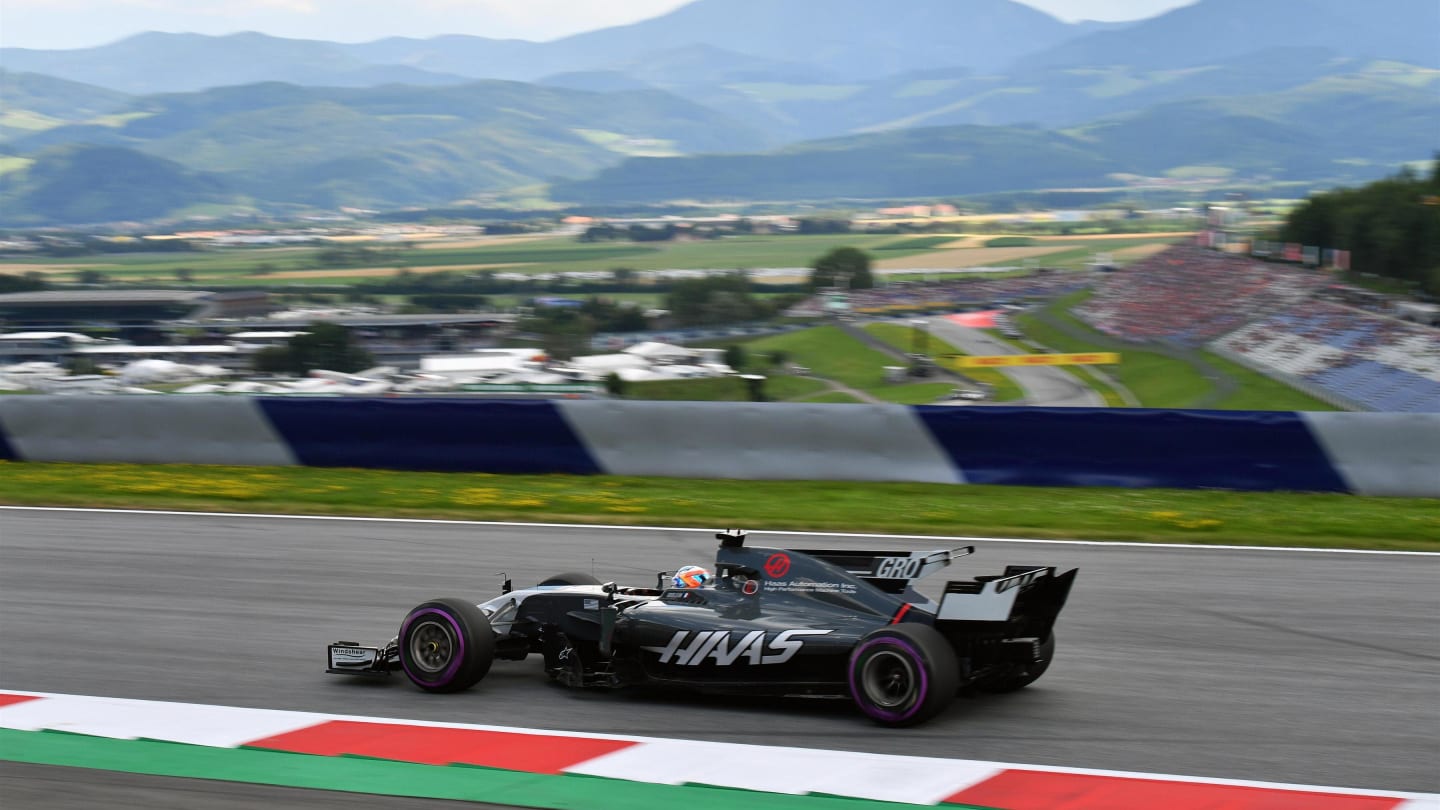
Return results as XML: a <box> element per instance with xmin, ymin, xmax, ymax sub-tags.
<box><xmin>1202</xmin><ymin>350</ymin><xmax>1342</xmax><ymax>411</ymax></box>
<box><xmin>1017</xmin><ymin>294</ymin><xmax>1337</xmax><ymax>411</ymax></box>
<box><xmin>1</xmin><ymin>462</ymin><xmax>1435</xmax><ymax>551</ymax></box>
<box><xmin>625</xmin><ymin>375</ymin><xmax>830</xmax><ymax>402</ymax></box>
<box><xmin>1018</xmin><ymin>294</ymin><xmax>1215</xmax><ymax>408</ymax></box>
<box><xmin>1064</xmin><ymin>364</ymin><xmax>1127</xmax><ymax>407</ymax></box>
<box><xmin>864</xmin><ymin>322</ymin><xmax>1025</xmax><ymax>402</ymax></box>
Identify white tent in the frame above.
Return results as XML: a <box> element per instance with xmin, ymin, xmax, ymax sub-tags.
<box><xmin>615</xmin><ymin>368</ymin><xmax>673</xmax><ymax>382</ymax></box>
<box><xmin>118</xmin><ymin>359</ymin><xmax>213</xmax><ymax>384</ymax></box>
<box><xmin>570</xmin><ymin>354</ymin><xmax>649</xmax><ymax>373</ymax></box>
<box><xmin>623</xmin><ymin>341</ymin><xmax>695</xmax><ymax>361</ymax></box>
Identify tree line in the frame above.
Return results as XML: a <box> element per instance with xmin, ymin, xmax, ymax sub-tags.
<box><xmin>514</xmin><ymin>248</ymin><xmax>873</xmax><ymax>360</ymax></box>
<box><xmin>1280</xmin><ymin>157</ymin><xmax>1440</xmax><ymax>297</ymax></box>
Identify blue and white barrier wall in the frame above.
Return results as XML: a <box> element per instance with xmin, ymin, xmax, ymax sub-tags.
<box><xmin>0</xmin><ymin>397</ymin><xmax>1437</xmax><ymax>497</ymax></box>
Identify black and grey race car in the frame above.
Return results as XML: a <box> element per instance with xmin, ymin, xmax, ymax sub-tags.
<box><xmin>327</xmin><ymin>529</ymin><xmax>1077</xmax><ymax>726</ymax></box>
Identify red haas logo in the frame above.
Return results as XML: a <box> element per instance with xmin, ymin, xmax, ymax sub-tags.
<box><xmin>764</xmin><ymin>553</ymin><xmax>791</xmax><ymax>578</ymax></box>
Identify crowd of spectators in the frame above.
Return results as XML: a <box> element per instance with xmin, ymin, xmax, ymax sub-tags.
<box><xmin>1075</xmin><ymin>245</ymin><xmax>1330</xmax><ymax>347</ymax></box>
<box><xmin>788</xmin><ymin>272</ymin><xmax>1097</xmax><ymax>316</ymax></box>
<box><xmin>788</xmin><ymin>243</ymin><xmax>1440</xmax><ymax>410</ymax></box>
<box><xmin>1079</xmin><ymin>244</ymin><xmax>1440</xmax><ymax>410</ymax></box>
<box><xmin>1218</xmin><ymin>300</ymin><xmax>1440</xmax><ymax>411</ymax></box>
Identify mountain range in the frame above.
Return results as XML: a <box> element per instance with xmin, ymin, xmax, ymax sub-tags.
<box><xmin>1</xmin><ymin>0</ymin><xmax>1436</xmax><ymax>224</ymax></box>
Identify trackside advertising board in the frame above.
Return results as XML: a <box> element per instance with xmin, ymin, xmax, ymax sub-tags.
<box><xmin>944</xmin><ymin>352</ymin><xmax>1120</xmax><ymax>368</ymax></box>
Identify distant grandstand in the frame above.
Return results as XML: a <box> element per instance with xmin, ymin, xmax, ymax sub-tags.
<box><xmin>1079</xmin><ymin>245</ymin><xmax>1440</xmax><ymax>413</ymax></box>
<box><xmin>790</xmin><ymin>244</ymin><xmax>1440</xmax><ymax>412</ymax></box>
<box><xmin>1215</xmin><ymin>304</ymin><xmax>1440</xmax><ymax>413</ymax></box>
<box><xmin>786</xmin><ymin>272</ymin><xmax>1095</xmax><ymax>318</ymax></box>
<box><xmin>0</xmin><ymin>290</ymin><xmax>271</xmax><ymax>327</ymax></box>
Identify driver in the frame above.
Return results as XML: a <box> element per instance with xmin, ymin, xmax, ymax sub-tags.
<box><xmin>671</xmin><ymin>565</ymin><xmax>711</xmax><ymax>589</ymax></box>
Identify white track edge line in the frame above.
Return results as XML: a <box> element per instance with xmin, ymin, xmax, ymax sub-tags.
<box><xmin>1</xmin><ymin>689</ymin><xmax>1434</xmax><ymax>801</ymax></box>
<box><xmin>1</xmin><ymin>505</ymin><xmax>1432</xmax><ymax>556</ymax></box>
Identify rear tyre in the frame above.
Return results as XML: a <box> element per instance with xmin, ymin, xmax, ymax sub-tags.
<box><xmin>398</xmin><ymin>598</ymin><xmax>495</xmax><ymax>693</ymax></box>
<box><xmin>848</xmin><ymin>624</ymin><xmax>959</xmax><ymax>727</ymax></box>
<box><xmin>978</xmin><ymin>634</ymin><xmax>1055</xmax><ymax>693</ymax></box>
<box><xmin>538</xmin><ymin>572</ymin><xmax>601</xmax><ymax>587</ymax></box>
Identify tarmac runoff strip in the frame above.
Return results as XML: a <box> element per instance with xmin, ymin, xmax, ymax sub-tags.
<box><xmin>0</xmin><ymin>692</ymin><xmax>1435</xmax><ymax>810</ymax></box>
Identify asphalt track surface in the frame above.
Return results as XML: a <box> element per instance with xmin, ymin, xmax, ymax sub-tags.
<box><xmin>2</xmin><ymin>509</ymin><xmax>1437</xmax><ymax>806</ymax></box>
<box><xmin>924</xmin><ymin>318</ymin><xmax>1103</xmax><ymax>407</ymax></box>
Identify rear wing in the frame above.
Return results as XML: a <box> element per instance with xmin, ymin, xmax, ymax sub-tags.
<box><xmin>936</xmin><ymin>565</ymin><xmax>1078</xmax><ymax>628</ymax></box>
<box><xmin>792</xmin><ymin>546</ymin><xmax>973</xmax><ymax>594</ymax></box>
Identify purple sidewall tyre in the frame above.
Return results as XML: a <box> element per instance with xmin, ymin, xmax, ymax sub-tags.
<box><xmin>847</xmin><ymin>623</ymin><xmax>958</xmax><ymax>727</ymax></box>
<box><xmin>848</xmin><ymin>636</ymin><xmax>930</xmax><ymax>723</ymax></box>
<box><xmin>398</xmin><ymin>598</ymin><xmax>495</xmax><ymax>694</ymax></box>
<box><xmin>400</xmin><ymin>607</ymin><xmax>466</xmax><ymax>686</ymax></box>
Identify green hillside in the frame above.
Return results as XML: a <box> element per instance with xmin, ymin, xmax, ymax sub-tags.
<box><xmin>1</xmin><ymin>80</ymin><xmax>770</xmax><ymax>220</ymax></box>
<box><xmin>555</xmin><ymin>75</ymin><xmax>1439</xmax><ymax>205</ymax></box>
<box><xmin>1076</xmin><ymin>74</ymin><xmax>1440</xmax><ymax>176</ymax></box>
<box><xmin>698</xmin><ymin>48</ymin><xmax>1396</xmax><ymax>140</ymax></box>
<box><xmin>0</xmin><ymin>70</ymin><xmax>133</xmax><ymax>142</ymax></box>
<box><xmin>0</xmin><ymin>145</ymin><xmax>232</xmax><ymax>225</ymax></box>
<box><xmin>2</xmin><ymin>1</ymin><xmax>1434</xmax><ymax>223</ymax></box>
<box><xmin>555</xmin><ymin>125</ymin><xmax>1119</xmax><ymax>204</ymax></box>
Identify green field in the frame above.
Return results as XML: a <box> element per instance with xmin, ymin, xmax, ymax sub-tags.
<box><xmin>1019</xmin><ymin>237</ymin><xmax>1181</xmax><ymax>269</ymax></box>
<box><xmin>867</xmin><ymin>382</ymin><xmax>958</xmax><ymax>404</ymax></box>
<box><xmin>613</xmin><ymin>324</ymin><xmax>968</xmax><ymax>404</ymax></box>
<box><xmin>0</xmin><ymin>461</ymin><xmax>1434</xmax><ymax>550</ymax></box>
<box><xmin>1202</xmin><ymin>352</ymin><xmax>1344</xmax><ymax>411</ymax></box>
<box><xmin>1016</xmin><ymin>292</ymin><xmax>1336</xmax><ymax>411</ymax></box>
<box><xmin>793</xmin><ymin>391</ymin><xmax>864</xmax><ymax>403</ymax></box>
<box><xmin>862</xmin><ymin>322</ymin><xmax>1025</xmax><ymax>402</ymax></box>
<box><xmin>871</xmin><ymin>236</ymin><xmax>958</xmax><ymax>251</ymax></box>
<box><xmin>0</xmin><ymin>232</ymin><xmax>1187</xmax><ymax>287</ymax></box>
<box><xmin>0</xmin><ymin>235</ymin><xmax>927</xmax><ymax>286</ymax></box>
<box><xmin>741</xmin><ymin>327</ymin><xmax>899</xmax><ymax>389</ymax></box>
<box><xmin>672</xmin><ymin>326</ymin><xmax>974</xmax><ymax>405</ymax></box>
<box><xmin>1064</xmin><ymin>364</ymin><xmax>1128</xmax><ymax>407</ymax></box>
<box><xmin>625</xmin><ymin>374</ymin><xmax>831</xmax><ymax>402</ymax></box>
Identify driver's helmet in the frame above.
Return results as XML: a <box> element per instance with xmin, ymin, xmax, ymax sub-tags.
<box><xmin>671</xmin><ymin>565</ymin><xmax>711</xmax><ymax>589</ymax></box>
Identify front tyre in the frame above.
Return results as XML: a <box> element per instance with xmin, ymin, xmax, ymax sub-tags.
<box><xmin>398</xmin><ymin>598</ymin><xmax>495</xmax><ymax>693</ymax></box>
<box><xmin>848</xmin><ymin>624</ymin><xmax>959</xmax><ymax>727</ymax></box>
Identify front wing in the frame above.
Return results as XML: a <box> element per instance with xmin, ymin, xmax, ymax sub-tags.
<box><xmin>327</xmin><ymin>640</ymin><xmax>396</xmax><ymax>677</ymax></box>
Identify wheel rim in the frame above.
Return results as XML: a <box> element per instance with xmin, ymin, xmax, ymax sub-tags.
<box><xmin>860</xmin><ymin>649</ymin><xmax>917</xmax><ymax>709</ymax></box>
<box><xmin>408</xmin><ymin>619</ymin><xmax>455</xmax><ymax>674</ymax></box>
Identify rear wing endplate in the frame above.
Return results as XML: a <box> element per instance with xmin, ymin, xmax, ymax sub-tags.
<box><xmin>937</xmin><ymin>565</ymin><xmax>1077</xmax><ymax>623</ymax></box>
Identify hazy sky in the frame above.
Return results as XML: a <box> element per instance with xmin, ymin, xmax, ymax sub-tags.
<box><xmin>2</xmin><ymin>0</ymin><xmax>1196</xmax><ymax>50</ymax></box>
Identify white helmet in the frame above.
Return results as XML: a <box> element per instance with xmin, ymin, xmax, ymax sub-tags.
<box><xmin>671</xmin><ymin>565</ymin><xmax>711</xmax><ymax>589</ymax></box>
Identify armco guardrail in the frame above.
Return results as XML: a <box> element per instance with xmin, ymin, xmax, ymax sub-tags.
<box><xmin>1</xmin><ymin>396</ymin><xmax>1437</xmax><ymax>497</ymax></box>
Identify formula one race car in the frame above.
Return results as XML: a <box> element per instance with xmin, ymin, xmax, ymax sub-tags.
<box><xmin>327</xmin><ymin>530</ymin><xmax>1077</xmax><ymax>726</ymax></box>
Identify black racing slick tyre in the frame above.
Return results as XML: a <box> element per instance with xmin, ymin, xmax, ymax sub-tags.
<box><xmin>848</xmin><ymin>624</ymin><xmax>959</xmax><ymax>727</ymax></box>
<box><xmin>979</xmin><ymin>634</ymin><xmax>1055</xmax><ymax>694</ymax></box>
<box><xmin>398</xmin><ymin>598</ymin><xmax>495</xmax><ymax>694</ymax></box>
<box><xmin>538</xmin><ymin>572</ymin><xmax>601</xmax><ymax>586</ymax></box>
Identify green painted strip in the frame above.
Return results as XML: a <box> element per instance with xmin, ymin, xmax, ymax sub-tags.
<box><xmin>0</xmin><ymin>729</ymin><xmax>994</xmax><ymax>809</ymax></box>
